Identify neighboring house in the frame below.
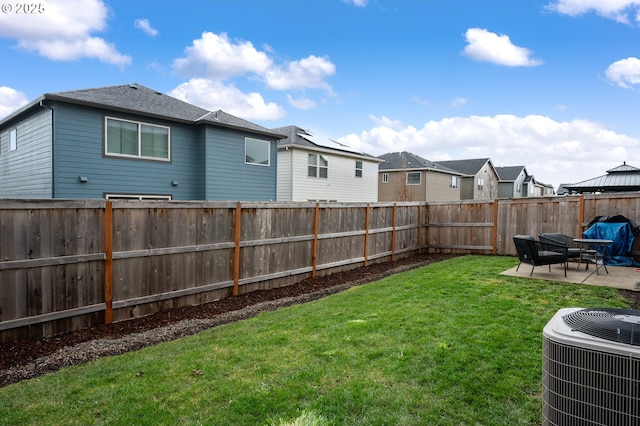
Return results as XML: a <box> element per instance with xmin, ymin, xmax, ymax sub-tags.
<box><xmin>274</xmin><ymin>126</ymin><xmax>381</xmax><ymax>202</ymax></box>
<box><xmin>564</xmin><ymin>162</ymin><xmax>640</xmax><ymax>194</ymax></box>
<box><xmin>496</xmin><ymin>165</ymin><xmax>530</xmax><ymax>198</ymax></box>
<box><xmin>377</xmin><ymin>151</ymin><xmax>464</xmax><ymax>202</ymax></box>
<box><xmin>434</xmin><ymin>158</ymin><xmax>500</xmax><ymax>200</ymax></box>
<box><xmin>496</xmin><ymin>166</ymin><xmax>556</xmax><ymax>198</ymax></box>
<box><xmin>0</xmin><ymin>83</ymin><xmax>284</xmax><ymax>200</ymax></box>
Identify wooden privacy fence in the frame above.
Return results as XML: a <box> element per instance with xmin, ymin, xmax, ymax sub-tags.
<box><xmin>2</xmin><ymin>193</ymin><xmax>640</xmax><ymax>342</ymax></box>
<box><xmin>0</xmin><ymin>200</ymin><xmax>425</xmax><ymax>342</ymax></box>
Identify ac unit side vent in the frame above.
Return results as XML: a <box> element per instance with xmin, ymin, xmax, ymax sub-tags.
<box><xmin>563</xmin><ymin>308</ymin><xmax>640</xmax><ymax>346</ymax></box>
<box><xmin>543</xmin><ymin>308</ymin><xmax>640</xmax><ymax>426</ymax></box>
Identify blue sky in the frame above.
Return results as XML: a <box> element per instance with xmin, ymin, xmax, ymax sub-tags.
<box><xmin>2</xmin><ymin>0</ymin><xmax>640</xmax><ymax>190</ymax></box>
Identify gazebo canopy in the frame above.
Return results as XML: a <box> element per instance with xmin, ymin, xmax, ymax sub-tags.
<box><xmin>565</xmin><ymin>162</ymin><xmax>640</xmax><ymax>193</ymax></box>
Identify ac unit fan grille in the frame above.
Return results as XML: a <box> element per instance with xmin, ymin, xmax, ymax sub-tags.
<box><xmin>563</xmin><ymin>308</ymin><xmax>640</xmax><ymax>346</ymax></box>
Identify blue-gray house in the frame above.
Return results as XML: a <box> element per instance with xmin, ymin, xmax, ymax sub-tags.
<box><xmin>0</xmin><ymin>83</ymin><xmax>284</xmax><ymax>200</ymax></box>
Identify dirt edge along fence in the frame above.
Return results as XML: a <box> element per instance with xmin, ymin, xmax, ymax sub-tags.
<box><xmin>2</xmin><ymin>193</ymin><xmax>640</xmax><ymax>342</ymax></box>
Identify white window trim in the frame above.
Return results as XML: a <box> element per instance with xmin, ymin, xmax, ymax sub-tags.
<box><xmin>308</xmin><ymin>153</ymin><xmax>328</xmax><ymax>179</ymax></box>
<box><xmin>106</xmin><ymin>194</ymin><xmax>172</xmax><ymax>200</ymax></box>
<box><xmin>244</xmin><ymin>137</ymin><xmax>270</xmax><ymax>166</ymax></box>
<box><xmin>105</xmin><ymin>116</ymin><xmax>171</xmax><ymax>161</ymax></box>
<box><xmin>355</xmin><ymin>160</ymin><xmax>363</xmax><ymax>178</ymax></box>
<box><xmin>477</xmin><ymin>178</ymin><xmax>484</xmax><ymax>190</ymax></box>
<box><xmin>382</xmin><ymin>173</ymin><xmax>389</xmax><ymax>183</ymax></box>
<box><xmin>406</xmin><ymin>171</ymin><xmax>421</xmax><ymax>185</ymax></box>
<box><xmin>9</xmin><ymin>128</ymin><xmax>17</xmax><ymax>151</ymax></box>
<box><xmin>450</xmin><ymin>175</ymin><xmax>458</xmax><ymax>188</ymax></box>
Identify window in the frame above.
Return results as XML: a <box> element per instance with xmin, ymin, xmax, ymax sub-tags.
<box><xmin>406</xmin><ymin>172</ymin><xmax>421</xmax><ymax>185</ymax></box>
<box><xmin>106</xmin><ymin>194</ymin><xmax>172</xmax><ymax>200</ymax></box>
<box><xmin>106</xmin><ymin>117</ymin><xmax>170</xmax><ymax>161</ymax></box>
<box><xmin>477</xmin><ymin>178</ymin><xmax>484</xmax><ymax>190</ymax></box>
<box><xmin>9</xmin><ymin>128</ymin><xmax>17</xmax><ymax>151</ymax></box>
<box><xmin>382</xmin><ymin>173</ymin><xmax>389</xmax><ymax>183</ymax></box>
<box><xmin>355</xmin><ymin>160</ymin><xmax>363</xmax><ymax>178</ymax></box>
<box><xmin>450</xmin><ymin>176</ymin><xmax>458</xmax><ymax>188</ymax></box>
<box><xmin>517</xmin><ymin>183</ymin><xmax>521</xmax><ymax>192</ymax></box>
<box><xmin>308</xmin><ymin>153</ymin><xmax>328</xmax><ymax>178</ymax></box>
<box><xmin>245</xmin><ymin>138</ymin><xmax>270</xmax><ymax>166</ymax></box>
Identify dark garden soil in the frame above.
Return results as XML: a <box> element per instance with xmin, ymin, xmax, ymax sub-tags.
<box><xmin>2</xmin><ymin>253</ymin><xmax>639</xmax><ymax>388</ymax></box>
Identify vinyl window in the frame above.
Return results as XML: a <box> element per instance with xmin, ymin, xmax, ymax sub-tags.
<box><xmin>355</xmin><ymin>160</ymin><xmax>363</xmax><ymax>178</ymax></box>
<box><xmin>9</xmin><ymin>128</ymin><xmax>17</xmax><ymax>151</ymax></box>
<box><xmin>406</xmin><ymin>171</ymin><xmax>421</xmax><ymax>185</ymax></box>
<box><xmin>308</xmin><ymin>154</ymin><xmax>328</xmax><ymax>178</ymax></box>
<box><xmin>382</xmin><ymin>173</ymin><xmax>389</xmax><ymax>183</ymax></box>
<box><xmin>450</xmin><ymin>176</ymin><xmax>458</xmax><ymax>188</ymax></box>
<box><xmin>245</xmin><ymin>138</ymin><xmax>270</xmax><ymax>166</ymax></box>
<box><xmin>106</xmin><ymin>117</ymin><xmax>170</xmax><ymax>161</ymax></box>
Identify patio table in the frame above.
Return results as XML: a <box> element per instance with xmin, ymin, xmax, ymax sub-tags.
<box><xmin>573</xmin><ymin>238</ymin><xmax>613</xmax><ymax>275</ymax></box>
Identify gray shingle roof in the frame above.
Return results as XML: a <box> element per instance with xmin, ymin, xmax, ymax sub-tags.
<box><xmin>433</xmin><ymin>158</ymin><xmax>491</xmax><ymax>175</ymax></box>
<box><xmin>377</xmin><ymin>152</ymin><xmax>461</xmax><ymax>174</ymax></box>
<box><xmin>565</xmin><ymin>162</ymin><xmax>640</xmax><ymax>193</ymax></box>
<box><xmin>495</xmin><ymin>166</ymin><xmax>526</xmax><ymax>181</ymax></box>
<box><xmin>42</xmin><ymin>83</ymin><xmax>284</xmax><ymax>138</ymax></box>
<box><xmin>273</xmin><ymin>125</ymin><xmax>379</xmax><ymax>160</ymax></box>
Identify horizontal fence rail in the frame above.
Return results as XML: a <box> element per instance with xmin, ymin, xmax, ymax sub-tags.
<box><xmin>1</xmin><ymin>193</ymin><xmax>640</xmax><ymax>342</ymax></box>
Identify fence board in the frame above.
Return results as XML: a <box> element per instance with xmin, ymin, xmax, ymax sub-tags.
<box><xmin>4</xmin><ymin>194</ymin><xmax>640</xmax><ymax>341</ymax></box>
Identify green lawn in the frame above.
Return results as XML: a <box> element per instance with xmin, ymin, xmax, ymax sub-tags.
<box><xmin>0</xmin><ymin>255</ymin><xmax>631</xmax><ymax>425</ymax></box>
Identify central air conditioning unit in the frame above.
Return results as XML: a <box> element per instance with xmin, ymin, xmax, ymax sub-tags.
<box><xmin>542</xmin><ymin>307</ymin><xmax>640</xmax><ymax>426</ymax></box>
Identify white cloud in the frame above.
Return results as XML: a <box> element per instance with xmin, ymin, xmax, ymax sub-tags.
<box><xmin>462</xmin><ymin>28</ymin><xmax>543</xmax><ymax>67</ymax></box>
<box><xmin>265</xmin><ymin>55</ymin><xmax>335</xmax><ymax>92</ymax></box>
<box><xmin>135</xmin><ymin>19</ymin><xmax>158</xmax><ymax>37</ymax></box>
<box><xmin>452</xmin><ymin>97</ymin><xmax>468</xmax><ymax>107</ymax></box>
<box><xmin>0</xmin><ymin>0</ymin><xmax>130</xmax><ymax>67</ymax></box>
<box><xmin>171</xmin><ymin>31</ymin><xmax>337</xmax><ymax>119</ymax></box>
<box><xmin>0</xmin><ymin>87</ymin><xmax>29</xmax><ymax>119</ymax></box>
<box><xmin>173</xmin><ymin>32</ymin><xmax>273</xmax><ymax>80</ymax></box>
<box><xmin>369</xmin><ymin>114</ymin><xmax>404</xmax><ymax>129</ymax></box>
<box><xmin>287</xmin><ymin>95</ymin><xmax>316</xmax><ymax>110</ymax></box>
<box><xmin>169</xmin><ymin>78</ymin><xmax>285</xmax><ymax>121</ymax></box>
<box><xmin>606</xmin><ymin>57</ymin><xmax>640</xmax><ymax>88</ymax></box>
<box><xmin>343</xmin><ymin>0</ymin><xmax>368</xmax><ymax>6</ymax></box>
<box><xmin>547</xmin><ymin>0</ymin><xmax>640</xmax><ymax>24</ymax></box>
<box><xmin>338</xmin><ymin>114</ymin><xmax>639</xmax><ymax>188</ymax></box>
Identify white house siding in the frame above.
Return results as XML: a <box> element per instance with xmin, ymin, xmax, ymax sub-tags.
<box><xmin>276</xmin><ymin>148</ymin><xmax>293</xmax><ymax>201</ymax></box>
<box><xmin>0</xmin><ymin>109</ymin><xmax>52</xmax><ymax>198</ymax></box>
<box><xmin>279</xmin><ymin>148</ymin><xmax>378</xmax><ymax>202</ymax></box>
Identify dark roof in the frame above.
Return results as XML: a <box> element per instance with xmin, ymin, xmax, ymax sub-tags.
<box><xmin>434</xmin><ymin>158</ymin><xmax>491</xmax><ymax>175</ymax></box>
<box><xmin>565</xmin><ymin>162</ymin><xmax>640</xmax><ymax>193</ymax></box>
<box><xmin>2</xmin><ymin>83</ymin><xmax>284</xmax><ymax>138</ymax></box>
<box><xmin>377</xmin><ymin>151</ymin><xmax>461</xmax><ymax>174</ymax></box>
<box><xmin>495</xmin><ymin>166</ymin><xmax>526</xmax><ymax>181</ymax></box>
<box><xmin>273</xmin><ymin>125</ymin><xmax>379</xmax><ymax>160</ymax></box>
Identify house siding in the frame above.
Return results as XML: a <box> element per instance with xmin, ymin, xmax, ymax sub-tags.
<box><xmin>282</xmin><ymin>148</ymin><xmax>378</xmax><ymax>202</ymax></box>
<box><xmin>0</xmin><ymin>108</ymin><xmax>53</xmax><ymax>198</ymax></box>
<box><xmin>424</xmin><ymin>171</ymin><xmax>460</xmax><ymax>201</ymax></box>
<box><xmin>52</xmin><ymin>103</ymin><xmax>205</xmax><ymax>199</ymax></box>
<box><xmin>276</xmin><ymin>148</ymin><xmax>293</xmax><ymax>201</ymax></box>
<box><xmin>378</xmin><ymin>170</ymin><xmax>425</xmax><ymax>202</ymax></box>
<box><xmin>205</xmin><ymin>126</ymin><xmax>277</xmax><ymax>201</ymax></box>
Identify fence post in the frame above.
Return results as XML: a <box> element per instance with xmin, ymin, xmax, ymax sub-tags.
<box><xmin>391</xmin><ymin>203</ymin><xmax>397</xmax><ymax>261</ymax></box>
<box><xmin>417</xmin><ymin>203</ymin><xmax>423</xmax><ymax>254</ymax></box>
<box><xmin>492</xmin><ymin>199</ymin><xmax>499</xmax><ymax>254</ymax></box>
<box><xmin>233</xmin><ymin>202</ymin><xmax>241</xmax><ymax>296</ymax></box>
<box><xmin>103</xmin><ymin>201</ymin><xmax>113</xmax><ymax>324</ymax></box>
<box><xmin>578</xmin><ymin>195</ymin><xmax>585</xmax><ymax>237</ymax></box>
<box><xmin>364</xmin><ymin>204</ymin><xmax>370</xmax><ymax>266</ymax></box>
<box><xmin>312</xmin><ymin>202</ymin><xmax>319</xmax><ymax>278</ymax></box>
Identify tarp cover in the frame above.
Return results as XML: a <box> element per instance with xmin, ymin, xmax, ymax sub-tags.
<box><xmin>582</xmin><ymin>222</ymin><xmax>635</xmax><ymax>266</ymax></box>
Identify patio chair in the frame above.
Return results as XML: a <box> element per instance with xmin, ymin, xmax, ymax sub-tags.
<box><xmin>513</xmin><ymin>235</ymin><xmax>568</xmax><ymax>277</ymax></box>
<box><xmin>538</xmin><ymin>233</ymin><xmax>582</xmax><ymax>262</ymax></box>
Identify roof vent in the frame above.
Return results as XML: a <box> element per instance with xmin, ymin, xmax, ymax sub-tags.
<box><xmin>129</xmin><ymin>84</ymin><xmax>138</xmax><ymax>89</ymax></box>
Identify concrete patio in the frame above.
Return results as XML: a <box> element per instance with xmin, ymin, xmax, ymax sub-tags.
<box><xmin>501</xmin><ymin>261</ymin><xmax>640</xmax><ymax>291</ymax></box>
